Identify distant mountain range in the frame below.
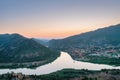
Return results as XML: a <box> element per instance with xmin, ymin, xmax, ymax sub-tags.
<box><xmin>32</xmin><ymin>38</ymin><xmax>49</xmax><ymax>47</ymax></box>
<box><xmin>48</xmin><ymin>24</ymin><xmax>120</xmax><ymax>65</ymax></box>
<box><xmin>0</xmin><ymin>33</ymin><xmax>59</xmax><ymax>63</ymax></box>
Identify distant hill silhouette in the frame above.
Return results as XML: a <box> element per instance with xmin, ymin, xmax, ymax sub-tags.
<box><xmin>32</xmin><ymin>38</ymin><xmax>49</xmax><ymax>47</ymax></box>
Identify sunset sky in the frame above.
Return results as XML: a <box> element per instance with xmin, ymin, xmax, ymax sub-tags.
<box><xmin>0</xmin><ymin>0</ymin><xmax>120</xmax><ymax>39</ymax></box>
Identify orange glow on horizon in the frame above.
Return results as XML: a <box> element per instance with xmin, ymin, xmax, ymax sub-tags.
<box><xmin>23</xmin><ymin>27</ymin><xmax>101</xmax><ymax>39</ymax></box>
<box><xmin>21</xmin><ymin>22</ymin><xmax>120</xmax><ymax>39</ymax></box>
<box><xmin>0</xmin><ymin>21</ymin><xmax>120</xmax><ymax>39</ymax></box>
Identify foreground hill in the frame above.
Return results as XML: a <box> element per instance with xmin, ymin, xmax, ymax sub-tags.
<box><xmin>1</xmin><ymin>69</ymin><xmax>120</xmax><ymax>80</ymax></box>
<box><xmin>49</xmin><ymin>24</ymin><xmax>120</xmax><ymax>66</ymax></box>
<box><xmin>0</xmin><ymin>33</ymin><xmax>59</xmax><ymax>68</ymax></box>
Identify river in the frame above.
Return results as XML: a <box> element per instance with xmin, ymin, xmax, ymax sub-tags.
<box><xmin>0</xmin><ymin>52</ymin><xmax>120</xmax><ymax>75</ymax></box>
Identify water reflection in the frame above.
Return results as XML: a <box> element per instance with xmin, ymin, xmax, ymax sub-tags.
<box><xmin>0</xmin><ymin>52</ymin><xmax>120</xmax><ymax>75</ymax></box>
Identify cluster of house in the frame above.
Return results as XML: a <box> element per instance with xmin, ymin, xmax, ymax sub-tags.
<box><xmin>78</xmin><ymin>46</ymin><xmax>120</xmax><ymax>58</ymax></box>
<box><xmin>89</xmin><ymin>48</ymin><xmax>120</xmax><ymax>58</ymax></box>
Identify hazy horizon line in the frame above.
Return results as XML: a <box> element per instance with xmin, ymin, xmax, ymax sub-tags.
<box><xmin>1</xmin><ymin>23</ymin><xmax>119</xmax><ymax>40</ymax></box>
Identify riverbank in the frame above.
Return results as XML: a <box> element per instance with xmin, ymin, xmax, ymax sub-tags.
<box><xmin>75</xmin><ymin>56</ymin><xmax>120</xmax><ymax>66</ymax></box>
<box><xmin>0</xmin><ymin>51</ymin><xmax>60</xmax><ymax>69</ymax></box>
<box><xmin>0</xmin><ymin>69</ymin><xmax>120</xmax><ymax>80</ymax></box>
<box><xmin>0</xmin><ymin>52</ymin><xmax>120</xmax><ymax>75</ymax></box>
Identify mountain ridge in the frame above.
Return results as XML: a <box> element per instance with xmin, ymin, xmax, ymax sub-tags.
<box><xmin>0</xmin><ymin>33</ymin><xmax>60</xmax><ymax>67</ymax></box>
<box><xmin>48</xmin><ymin>24</ymin><xmax>120</xmax><ymax>66</ymax></box>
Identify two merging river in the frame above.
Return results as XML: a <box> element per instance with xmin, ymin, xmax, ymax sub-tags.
<box><xmin>0</xmin><ymin>52</ymin><xmax>120</xmax><ymax>75</ymax></box>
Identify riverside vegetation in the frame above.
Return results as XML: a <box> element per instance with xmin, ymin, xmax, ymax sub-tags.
<box><xmin>0</xmin><ymin>69</ymin><xmax>120</xmax><ymax>80</ymax></box>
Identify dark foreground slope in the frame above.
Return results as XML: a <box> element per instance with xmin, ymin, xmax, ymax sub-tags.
<box><xmin>0</xmin><ymin>33</ymin><xmax>59</xmax><ymax>68</ymax></box>
<box><xmin>49</xmin><ymin>24</ymin><xmax>120</xmax><ymax>66</ymax></box>
<box><xmin>1</xmin><ymin>69</ymin><xmax>120</xmax><ymax>80</ymax></box>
